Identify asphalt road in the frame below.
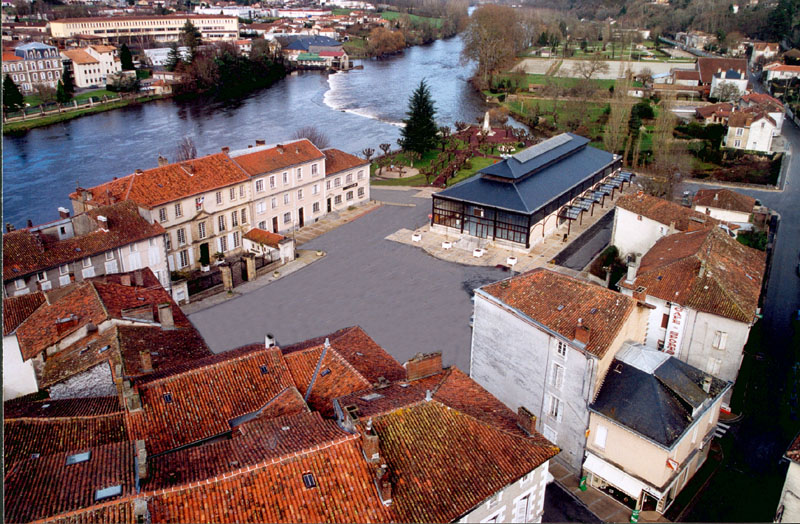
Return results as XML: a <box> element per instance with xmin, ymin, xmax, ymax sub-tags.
<box><xmin>188</xmin><ymin>189</ymin><xmax>508</xmax><ymax>372</ymax></box>
<box><xmin>678</xmin><ymin>98</ymin><xmax>800</xmax><ymax>520</ymax></box>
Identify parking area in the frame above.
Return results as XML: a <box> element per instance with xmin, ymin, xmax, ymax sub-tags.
<box><xmin>188</xmin><ymin>188</ymin><xmax>508</xmax><ymax>372</ymax></box>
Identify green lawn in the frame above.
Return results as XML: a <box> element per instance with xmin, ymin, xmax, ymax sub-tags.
<box><xmin>343</xmin><ymin>37</ymin><xmax>367</xmax><ymax>57</ymax></box>
<box><xmin>331</xmin><ymin>8</ymin><xmax>352</xmax><ymax>15</ymax></box>
<box><xmin>373</xmin><ymin>151</ymin><xmax>495</xmax><ymax>187</ymax></box>
<box><xmin>380</xmin><ymin>10</ymin><xmax>443</xmax><ymax>27</ymax></box>
<box><xmin>494</xmin><ymin>73</ymin><xmax>642</xmax><ymax>91</ymax></box>
<box><xmin>74</xmin><ymin>89</ymin><xmax>116</xmax><ymax>102</ymax></box>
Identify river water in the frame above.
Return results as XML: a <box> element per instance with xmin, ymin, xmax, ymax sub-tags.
<box><xmin>2</xmin><ymin>35</ymin><xmax>487</xmax><ymax>227</ymax></box>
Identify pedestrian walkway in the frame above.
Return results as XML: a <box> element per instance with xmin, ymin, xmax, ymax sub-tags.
<box><xmin>294</xmin><ymin>200</ymin><xmax>382</xmax><ymax>245</ymax></box>
<box><xmin>386</xmin><ymin>184</ymin><xmax>635</xmax><ymax>274</ymax></box>
<box><xmin>550</xmin><ymin>462</ymin><xmax>671</xmax><ymax>523</ymax></box>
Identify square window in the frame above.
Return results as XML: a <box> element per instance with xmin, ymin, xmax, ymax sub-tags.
<box><xmin>260</xmin><ymin>364</ymin><xmax>269</xmax><ymax>374</ymax></box>
<box><xmin>358</xmin><ymin>187</ymin><xmax>365</xmax><ymax>198</ymax></box>
<box><xmin>556</xmin><ymin>341</ymin><xmax>567</xmax><ymax>358</ymax></box>
<box><xmin>216</xmin><ymin>191</ymin><xmax>223</xmax><ymax>205</ymax></box>
<box><xmin>83</xmin><ymin>257</ymin><xmax>92</xmax><ymax>268</ymax></box>
<box><xmin>270</xmin><ymin>175</ymin><xmax>276</xmax><ymax>189</ymax></box>
<box><xmin>302</xmin><ymin>472</ymin><xmax>316</xmax><ymax>489</ymax></box>
<box><xmin>59</xmin><ymin>265</ymin><xmax>70</xmax><ymax>275</ymax></box>
<box><xmin>105</xmin><ymin>251</ymin><xmax>114</xmax><ymax>261</ymax></box>
<box><xmin>313</xmin><ymin>202</ymin><xmax>320</xmax><ymax>213</ymax></box>
<box><xmin>297</xmin><ymin>189</ymin><xmax>303</xmax><ymax>200</ymax></box>
<box><xmin>284</xmin><ymin>193</ymin><xmax>290</xmax><ymax>205</ymax></box>
<box><xmin>230</xmin><ymin>187</ymin><xmax>236</xmax><ymax>201</ymax></box>
<box><xmin>163</xmin><ymin>392</ymin><xmax>173</xmax><ymax>403</ymax></box>
<box><xmin>311</xmin><ymin>163</ymin><xmax>318</xmax><ymax>175</ymax></box>
<box><xmin>256</xmin><ymin>179</ymin><xmax>264</xmax><ymax>192</ymax></box>
<box><xmin>15</xmin><ymin>279</ymin><xmax>26</xmax><ymax>290</ymax></box>
<box><xmin>283</xmin><ymin>212</ymin><xmax>291</xmax><ymax>224</ymax></box>
<box><xmin>198</xmin><ymin>222</ymin><xmax>206</xmax><ymax>239</ymax></box>
<box><xmin>346</xmin><ymin>191</ymin><xmax>354</xmax><ymax>201</ymax></box>
<box><xmin>258</xmin><ymin>220</ymin><xmax>266</xmax><ymax>229</ymax></box>
<box><xmin>174</xmin><ymin>203</ymin><xmax>182</xmax><ymax>218</ymax></box>
<box><xmin>37</xmin><ymin>271</ymin><xmax>47</xmax><ymax>282</ymax></box>
<box><xmin>334</xmin><ymin>195</ymin><xmax>342</xmax><ymax>205</ymax></box>
<box><xmin>158</xmin><ymin>208</ymin><xmax>167</xmax><ymax>222</ymax></box>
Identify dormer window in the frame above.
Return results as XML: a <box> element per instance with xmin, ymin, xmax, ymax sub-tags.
<box><xmin>302</xmin><ymin>472</ymin><xmax>316</xmax><ymax>489</ymax></box>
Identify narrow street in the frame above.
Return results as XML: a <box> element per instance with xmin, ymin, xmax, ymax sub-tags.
<box><xmin>677</xmin><ymin>113</ymin><xmax>800</xmax><ymax>520</ymax></box>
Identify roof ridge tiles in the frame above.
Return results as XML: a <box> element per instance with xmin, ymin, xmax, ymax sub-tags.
<box><xmin>140</xmin><ymin>344</ymin><xmax>274</xmax><ymax>386</ymax></box>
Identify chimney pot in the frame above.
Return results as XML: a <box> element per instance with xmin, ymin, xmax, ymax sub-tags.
<box><xmin>265</xmin><ymin>333</ymin><xmax>276</xmax><ymax>348</ymax></box>
<box><xmin>703</xmin><ymin>375</ymin><xmax>712</xmax><ymax>393</ymax></box>
<box><xmin>573</xmin><ymin>322</ymin><xmax>590</xmax><ymax>346</ymax></box>
<box><xmin>120</xmin><ymin>274</ymin><xmax>132</xmax><ymax>286</ymax></box>
<box><xmin>157</xmin><ymin>303</ymin><xmax>174</xmax><ymax>329</ymax></box>
<box><xmin>517</xmin><ymin>406</ymin><xmax>537</xmax><ymax>436</ymax></box>
<box><xmin>135</xmin><ymin>169</ymin><xmax>143</xmax><ymax>174</ymax></box>
<box><xmin>135</xmin><ymin>440</ymin><xmax>148</xmax><ymax>480</ymax></box>
<box><xmin>255</xmin><ymin>139</ymin><xmax>266</xmax><ymax>146</ymax></box>
<box><xmin>157</xmin><ymin>155</ymin><xmax>168</xmax><ymax>167</ymax></box>
<box><xmin>362</xmin><ymin>427</ymin><xmax>380</xmax><ymax>463</ymax></box>
<box><xmin>405</xmin><ymin>352</ymin><xmax>442</xmax><ymax>381</ymax></box>
<box><xmin>58</xmin><ymin>207</ymin><xmax>70</xmax><ymax>219</ymax></box>
<box><xmin>26</xmin><ymin>219</ymin><xmax>33</xmax><ymax>228</ymax></box>
<box><xmin>221</xmin><ymin>146</ymin><xmax>230</xmax><ymax>154</ymax></box>
<box><xmin>376</xmin><ymin>465</ymin><xmax>392</xmax><ymax>505</ymax></box>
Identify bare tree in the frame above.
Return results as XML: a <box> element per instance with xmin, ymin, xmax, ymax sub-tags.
<box><xmin>174</xmin><ymin>136</ymin><xmax>197</xmax><ymax>162</ymax></box>
<box><xmin>651</xmin><ymin>97</ymin><xmax>677</xmax><ymax>176</ymax></box>
<box><xmin>361</xmin><ymin>148</ymin><xmax>375</xmax><ymax>161</ymax></box>
<box><xmin>603</xmin><ymin>76</ymin><xmax>633</xmax><ymax>155</ymax></box>
<box><xmin>715</xmin><ymin>82</ymin><xmax>741</xmax><ymax>102</ymax></box>
<box><xmin>292</xmin><ymin>125</ymin><xmax>331</xmax><ymax>149</ymax></box>
<box><xmin>379</xmin><ymin>143</ymin><xmax>391</xmax><ymax>156</ymax></box>
<box><xmin>572</xmin><ymin>53</ymin><xmax>611</xmax><ymax>80</ymax></box>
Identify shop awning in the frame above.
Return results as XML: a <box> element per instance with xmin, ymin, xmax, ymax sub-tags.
<box><xmin>583</xmin><ymin>453</ymin><xmax>662</xmax><ymax>500</ymax></box>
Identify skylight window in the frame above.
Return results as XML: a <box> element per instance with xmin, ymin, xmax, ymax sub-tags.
<box><xmin>99</xmin><ymin>345</ymin><xmax>110</xmax><ymax>353</ymax></box>
<box><xmin>41</xmin><ymin>403</ymin><xmax>50</xmax><ymax>409</ymax></box>
<box><xmin>556</xmin><ymin>305</ymin><xmax>565</xmax><ymax>311</ymax></box>
<box><xmin>360</xmin><ymin>393</ymin><xmax>383</xmax><ymax>401</ymax></box>
<box><xmin>260</xmin><ymin>365</ymin><xmax>269</xmax><ymax>375</ymax></box>
<box><xmin>94</xmin><ymin>485</ymin><xmax>122</xmax><ymax>501</ymax></box>
<box><xmin>163</xmin><ymin>393</ymin><xmax>173</xmax><ymax>403</ymax></box>
<box><xmin>30</xmin><ymin>453</ymin><xmax>40</xmax><ymax>459</ymax></box>
<box><xmin>320</xmin><ymin>368</ymin><xmax>331</xmax><ymax>377</ymax></box>
<box><xmin>65</xmin><ymin>451</ymin><xmax>91</xmax><ymax>465</ymax></box>
<box><xmin>302</xmin><ymin>472</ymin><xmax>317</xmax><ymax>489</ymax></box>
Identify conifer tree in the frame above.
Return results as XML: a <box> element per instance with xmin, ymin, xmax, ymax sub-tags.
<box><xmin>61</xmin><ymin>63</ymin><xmax>75</xmax><ymax>99</ymax></box>
<box><xmin>165</xmin><ymin>43</ymin><xmax>181</xmax><ymax>72</ymax></box>
<box><xmin>56</xmin><ymin>80</ymin><xmax>70</xmax><ymax>104</ymax></box>
<box><xmin>120</xmin><ymin>44</ymin><xmax>135</xmax><ymax>71</ymax></box>
<box><xmin>3</xmin><ymin>74</ymin><xmax>24</xmax><ymax>113</ymax></box>
<box><xmin>400</xmin><ymin>79</ymin><xmax>438</xmax><ymax>155</ymax></box>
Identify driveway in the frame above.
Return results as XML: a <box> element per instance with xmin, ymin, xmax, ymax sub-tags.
<box><xmin>188</xmin><ymin>188</ymin><xmax>508</xmax><ymax>372</ymax></box>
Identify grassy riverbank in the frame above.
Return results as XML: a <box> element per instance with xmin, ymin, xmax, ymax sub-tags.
<box><xmin>3</xmin><ymin>95</ymin><xmax>164</xmax><ymax>134</ymax></box>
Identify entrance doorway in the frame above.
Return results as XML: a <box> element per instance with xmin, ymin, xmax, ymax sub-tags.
<box><xmin>642</xmin><ymin>492</ymin><xmax>658</xmax><ymax>512</ymax></box>
<box><xmin>199</xmin><ymin>243</ymin><xmax>210</xmax><ymax>266</ymax></box>
<box><xmin>327</xmin><ymin>198</ymin><xmax>332</xmax><ymax>213</ymax></box>
<box><xmin>272</xmin><ymin>216</ymin><xmax>278</xmax><ymax>233</ymax></box>
<box><xmin>298</xmin><ymin>207</ymin><xmax>304</xmax><ymax>228</ymax></box>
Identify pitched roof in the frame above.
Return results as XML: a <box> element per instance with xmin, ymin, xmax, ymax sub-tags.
<box><xmin>4</xmin><ymin>395</ymin><xmax>121</xmax><ymax>419</ymax></box>
<box><xmin>591</xmin><ymin>343</ymin><xmax>728</xmax><ymax>449</ymax></box>
<box><xmin>621</xmin><ymin>227</ymin><xmax>765</xmax><ymax>322</ymax></box>
<box><xmin>323</xmin><ymin>148</ymin><xmax>369</xmax><ymax>176</ymax></box>
<box><xmin>480</xmin><ymin>268</ymin><xmax>636</xmax><ymax>358</ymax></box>
<box><xmin>91</xmin><ymin>280</ymin><xmax>191</xmax><ymax>327</ymax></box>
<box><xmin>229</xmin><ymin>138</ymin><xmax>324</xmax><ymax>176</ymax></box>
<box><xmin>787</xmin><ymin>433</ymin><xmax>800</xmax><ymax>464</ymax></box>
<box><xmin>696</xmin><ymin>58</ymin><xmax>748</xmax><ymax>84</ymax></box>
<box><xmin>243</xmin><ymin>227</ymin><xmax>286</xmax><ymax>248</ymax></box>
<box><xmin>146</xmin><ymin>433</ymin><xmax>391</xmax><ymax>523</ymax></box>
<box><xmin>62</xmin><ymin>49</ymin><xmax>99</xmax><ymax>64</ymax></box>
<box><xmin>370</xmin><ymin>399</ymin><xmax>558</xmax><ymax>522</ymax></box>
<box><xmin>125</xmin><ymin>346</ymin><xmax>299</xmax><ymax>454</ymax></box>
<box><xmin>3</xmin><ymin>200</ymin><xmax>165</xmax><ymax>281</ymax></box>
<box><xmin>616</xmin><ymin>192</ymin><xmax>725</xmax><ymax>231</ymax></box>
<box><xmin>766</xmin><ymin>64</ymin><xmax>800</xmax><ymax>72</ymax></box>
<box><xmin>695</xmin><ymin>102</ymin><xmax>732</xmax><ymax>119</ymax></box>
<box><xmin>4</xmin><ymin>441</ymin><xmax>137</xmax><ymax>523</ymax></box>
<box><xmin>693</xmin><ymin>188</ymin><xmax>756</xmax><ymax>213</ymax></box>
<box><xmin>728</xmin><ymin>109</ymin><xmax>776</xmax><ymax>128</ymax></box>
<box><xmin>89</xmin><ymin>44</ymin><xmax>116</xmax><ymax>53</ymax></box>
<box><xmin>72</xmin><ymin>153</ymin><xmax>250</xmax><ymax>209</ymax></box>
<box><xmin>3</xmin><ymin>51</ymin><xmax>23</xmax><ymax>61</ymax></box>
<box><xmin>3</xmin><ymin>292</ymin><xmax>46</xmax><ymax>335</ymax></box>
<box><xmin>674</xmin><ymin>69</ymin><xmax>700</xmax><ymax>80</ymax></box>
<box><xmin>740</xmin><ymin>92</ymin><xmax>784</xmax><ymax>110</ymax></box>
<box><xmin>437</xmin><ymin>134</ymin><xmax>615</xmax><ymax>214</ymax></box>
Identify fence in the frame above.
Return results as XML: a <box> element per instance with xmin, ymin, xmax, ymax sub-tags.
<box><xmin>185</xmin><ymin>253</ymin><xmax>278</xmax><ymax>298</ymax></box>
<box><xmin>2</xmin><ymin>94</ymin><xmax>126</xmax><ymax>123</ymax></box>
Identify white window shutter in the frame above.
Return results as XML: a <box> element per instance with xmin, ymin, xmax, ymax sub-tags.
<box><xmin>594</xmin><ymin>425</ymin><xmax>608</xmax><ymax>449</ymax></box>
<box><xmin>719</xmin><ymin>332</ymin><xmax>727</xmax><ymax>350</ymax></box>
<box><xmin>556</xmin><ymin>399</ymin><xmax>563</xmax><ymax>423</ymax></box>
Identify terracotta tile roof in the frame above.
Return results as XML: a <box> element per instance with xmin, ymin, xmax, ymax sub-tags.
<box><xmin>621</xmin><ymin>227</ymin><xmax>765</xmax><ymax>322</ymax></box>
<box><xmin>89</xmin><ymin>44</ymin><xmax>116</xmax><ymax>53</ymax></box>
<box><xmin>3</xmin><ymin>51</ymin><xmax>23</xmax><ymax>61</ymax></box>
<box><xmin>3</xmin><ymin>292</ymin><xmax>46</xmax><ymax>335</ymax></box>
<box><xmin>62</xmin><ymin>48</ymin><xmax>99</xmax><ymax>64</ymax></box>
<box><xmin>144</xmin><ymin>411</ymin><xmax>344</xmax><ymax>490</ymax></box>
<box><xmin>695</xmin><ymin>102</ymin><xmax>732</xmax><ymax>119</ymax></box>
<box><xmin>230</xmin><ymin>139</ymin><xmax>324</xmax><ymax>176</ymax></box>
<box><xmin>616</xmin><ymin>192</ymin><xmax>725</xmax><ymax>231</ymax></box>
<box><xmin>323</xmin><ymin>148</ymin><xmax>369</xmax><ymax>176</ymax></box>
<box><xmin>282</xmin><ymin>326</ymin><xmax>406</xmax><ymax>385</ymax></box>
<box><xmin>125</xmin><ymin>346</ymin><xmax>298</xmax><ymax>454</ymax></box>
<box><xmin>53</xmin><ymin>14</ymin><xmax>234</xmax><ymax>22</ymax></box>
<box><xmin>4</xmin><ymin>396</ymin><xmax>121</xmax><ymax>419</ymax></box>
<box><xmin>3</xmin><ymin>200</ymin><xmax>165</xmax><ymax>282</ymax></box>
<box><xmin>728</xmin><ymin>109</ymin><xmax>776</xmax><ymax>128</ymax></box>
<box><xmin>15</xmin><ymin>282</ymin><xmax>107</xmax><ymax>361</ymax></box>
<box><xmin>696</xmin><ymin>58</ymin><xmax>748</xmax><ymax>84</ymax></box>
<box><xmin>35</xmin><ymin>501</ymin><xmax>137</xmax><ymax>524</ymax></box>
<box><xmin>244</xmin><ymin>227</ymin><xmax>286</xmax><ymax>248</ymax></box>
<box><xmin>693</xmin><ymin>189</ymin><xmax>756</xmax><ymax>214</ymax></box>
<box><xmin>674</xmin><ymin>70</ymin><xmax>700</xmax><ymax>80</ymax></box>
<box><xmin>72</xmin><ymin>153</ymin><xmax>249</xmax><ymax>209</ymax></box>
<box><xmin>481</xmin><ymin>268</ymin><xmax>636</xmax><ymax>358</ymax></box>
<box><xmin>91</xmin><ymin>280</ymin><xmax>191</xmax><ymax>328</ymax></box>
<box><xmin>740</xmin><ymin>92</ymin><xmax>784</xmax><ymax>109</ymax></box>
<box><xmin>39</xmin><ymin>329</ymin><xmax>119</xmax><ymax>388</ymax></box>
<box><xmin>146</xmin><ymin>433</ymin><xmax>391</xmax><ymax>523</ymax></box>
<box><xmin>767</xmin><ymin>64</ymin><xmax>800</xmax><ymax>72</ymax></box>
<box><xmin>4</xmin><ymin>441</ymin><xmax>137</xmax><ymax>523</ymax></box>
<box><xmin>370</xmin><ymin>399</ymin><xmax>558</xmax><ymax>523</ymax></box>
<box><xmin>753</xmin><ymin>42</ymin><xmax>779</xmax><ymax>52</ymax></box>
<box><xmin>787</xmin><ymin>433</ymin><xmax>800</xmax><ymax>464</ymax></box>
<box><xmin>116</xmin><ymin>325</ymin><xmax>212</xmax><ymax>378</ymax></box>
<box><xmin>4</xmin><ymin>412</ymin><xmax>128</xmax><ymax>467</ymax></box>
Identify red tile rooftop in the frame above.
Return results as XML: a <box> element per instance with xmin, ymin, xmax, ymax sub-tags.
<box><xmin>323</xmin><ymin>148</ymin><xmax>369</xmax><ymax>176</ymax></box>
<box><xmin>243</xmin><ymin>227</ymin><xmax>286</xmax><ymax>248</ymax></box>
<box><xmin>693</xmin><ymin>188</ymin><xmax>756</xmax><ymax>213</ymax></box>
<box><xmin>3</xmin><ymin>292</ymin><xmax>46</xmax><ymax>336</ymax></box>
<box><xmin>616</xmin><ymin>192</ymin><xmax>726</xmax><ymax>232</ymax></box>
<box><xmin>230</xmin><ymin>138</ymin><xmax>324</xmax><ymax>177</ymax></box>
<box><xmin>482</xmin><ymin>268</ymin><xmax>636</xmax><ymax>358</ymax></box>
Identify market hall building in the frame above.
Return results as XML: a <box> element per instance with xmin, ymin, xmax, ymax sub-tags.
<box><xmin>431</xmin><ymin>133</ymin><xmax>630</xmax><ymax>251</ymax></box>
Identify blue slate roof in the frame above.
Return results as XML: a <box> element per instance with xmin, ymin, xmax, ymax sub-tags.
<box><xmin>437</xmin><ymin>134</ymin><xmax>614</xmax><ymax>214</ymax></box>
<box><xmin>285</xmin><ymin>35</ymin><xmax>342</xmax><ymax>51</ymax></box>
<box><xmin>590</xmin><ymin>356</ymin><xmax>728</xmax><ymax>448</ymax></box>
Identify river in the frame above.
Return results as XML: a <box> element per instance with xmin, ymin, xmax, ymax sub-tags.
<box><xmin>2</xmin><ymin>35</ymin><xmax>488</xmax><ymax>228</ymax></box>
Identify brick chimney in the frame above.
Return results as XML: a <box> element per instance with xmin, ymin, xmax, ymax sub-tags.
<box><xmin>255</xmin><ymin>139</ymin><xmax>266</xmax><ymax>146</ymax></box>
<box><xmin>362</xmin><ymin>421</ymin><xmax>380</xmax><ymax>463</ymax></box>
<box><xmin>58</xmin><ymin>207</ymin><xmax>70</xmax><ymax>219</ymax></box>
<box><xmin>625</xmin><ymin>253</ymin><xmax>639</xmax><ymax>284</ymax></box>
<box><xmin>135</xmin><ymin>440</ymin><xmax>148</xmax><ymax>480</ymax></box>
<box><xmin>633</xmin><ymin>286</ymin><xmax>647</xmax><ymax>301</ymax></box>
<box><xmin>573</xmin><ymin>318</ymin><xmax>590</xmax><ymax>346</ymax></box>
<box><xmin>376</xmin><ymin>464</ymin><xmax>392</xmax><ymax>506</ymax></box>
<box><xmin>277</xmin><ymin>144</ymin><xmax>284</xmax><ymax>154</ymax></box>
<box><xmin>702</xmin><ymin>375</ymin><xmax>712</xmax><ymax>393</ymax></box>
<box><xmin>157</xmin><ymin>303</ymin><xmax>174</xmax><ymax>329</ymax></box>
<box><xmin>157</xmin><ymin>155</ymin><xmax>168</xmax><ymax>167</ymax></box>
<box><xmin>687</xmin><ymin>217</ymin><xmax>706</xmax><ymax>232</ymax></box>
<box><xmin>134</xmin><ymin>269</ymin><xmax>144</xmax><ymax>287</ymax></box>
<box><xmin>135</xmin><ymin>169</ymin><xmax>143</xmax><ymax>175</ymax></box>
<box><xmin>405</xmin><ymin>352</ymin><xmax>442</xmax><ymax>381</ymax></box>
<box><xmin>221</xmin><ymin>146</ymin><xmax>230</xmax><ymax>154</ymax></box>
<box><xmin>140</xmin><ymin>351</ymin><xmax>153</xmax><ymax>373</ymax></box>
<box><xmin>517</xmin><ymin>406</ymin><xmax>537</xmax><ymax>436</ymax></box>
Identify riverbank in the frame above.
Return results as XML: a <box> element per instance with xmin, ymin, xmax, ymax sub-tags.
<box><xmin>2</xmin><ymin>94</ymin><xmax>165</xmax><ymax>135</ymax></box>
